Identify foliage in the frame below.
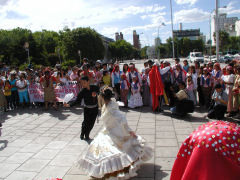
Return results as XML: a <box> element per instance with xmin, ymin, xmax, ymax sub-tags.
<box><xmin>109</xmin><ymin>40</ymin><xmax>135</xmax><ymax>60</ymax></box>
<box><xmin>156</xmin><ymin>37</ymin><xmax>205</xmax><ymax>58</ymax></box>
<box><xmin>61</xmin><ymin>60</ymin><xmax>77</xmax><ymax>70</ymax></box>
<box><xmin>0</xmin><ymin>27</ymin><xmax>105</xmax><ymax>67</ymax></box>
<box><xmin>140</xmin><ymin>46</ymin><xmax>149</xmax><ymax>59</ymax></box>
<box><xmin>59</xmin><ymin>27</ymin><xmax>105</xmax><ymax>62</ymax></box>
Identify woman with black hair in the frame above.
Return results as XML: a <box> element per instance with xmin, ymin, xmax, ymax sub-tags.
<box><xmin>79</xmin><ymin>88</ymin><xmax>152</xmax><ymax>179</ymax></box>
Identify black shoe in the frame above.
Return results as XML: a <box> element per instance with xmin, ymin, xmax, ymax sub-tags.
<box><xmin>80</xmin><ymin>134</ymin><xmax>84</xmax><ymax>140</ymax></box>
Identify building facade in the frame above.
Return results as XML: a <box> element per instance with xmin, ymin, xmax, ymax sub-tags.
<box><xmin>236</xmin><ymin>20</ymin><xmax>240</xmax><ymax>37</ymax></box>
<box><xmin>115</xmin><ymin>32</ymin><xmax>124</xmax><ymax>41</ymax></box>
<box><xmin>133</xmin><ymin>30</ymin><xmax>140</xmax><ymax>49</ymax></box>
<box><xmin>173</xmin><ymin>29</ymin><xmax>201</xmax><ymax>41</ymax></box>
<box><xmin>211</xmin><ymin>13</ymin><xmax>238</xmax><ymax>45</ymax></box>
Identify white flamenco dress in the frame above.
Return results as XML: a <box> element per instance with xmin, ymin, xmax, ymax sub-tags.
<box><xmin>78</xmin><ymin>101</ymin><xmax>152</xmax><ymax>179</ymax></box>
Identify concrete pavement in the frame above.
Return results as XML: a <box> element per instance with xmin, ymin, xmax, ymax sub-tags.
<box><xmin>0</xmin><ymin>105</ymin><xmax>213</xmax><ymax>180</ymax></box>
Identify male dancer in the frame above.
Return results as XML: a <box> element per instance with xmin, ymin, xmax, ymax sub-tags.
<box><xmin>66</xmin><ymin>76</ymin><xmax>99</xmax><ymax>141</ymax></box>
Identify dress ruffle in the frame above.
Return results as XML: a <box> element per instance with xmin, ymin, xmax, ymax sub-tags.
<box><xmin>78</xmin><ymin>101</ymin><xmax>153</xmax><ymax>179</ymax></box>
<box><xmin>78</xmin><ymin>131</ymin><xmax>152</xmax><ymax>179</ymax></box>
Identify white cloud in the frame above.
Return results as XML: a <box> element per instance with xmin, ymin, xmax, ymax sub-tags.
<box><xmin>219</xmin><ymin>2</ymin><xmax>240</xmax><ymax>15</ymax></box>
<box><xmin>175</xmin><ymin>0</ymin><xmax>198</xmax><ymax>6</ymax></box>
<box><xmin>0</xmin><ymin>0</ymin><xmax>166</xmax><ymax>32</ymax></box>
<box><xmin>174</xmin><ymin>8</ymin><xmax>209</xmax><ymax>23</ymax></box>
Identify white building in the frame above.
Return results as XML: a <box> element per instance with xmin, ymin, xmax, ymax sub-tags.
<box><xmin>211</xmin><ymin>13</ymin><xmax>238</xmax><ymax>46</ymax></box>
<box><xmin>236</xmin><ymin>20</ymin><xmax>240</xmax><ymax>37</ymax></box>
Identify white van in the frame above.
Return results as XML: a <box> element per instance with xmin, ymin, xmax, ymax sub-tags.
<box><xmin>189</xmin><ymin>52</ymin><xmax>204</xmax><ymax>63</ymax></box>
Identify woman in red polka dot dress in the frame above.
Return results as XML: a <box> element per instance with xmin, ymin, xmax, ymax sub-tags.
<box><xmin>171</xmin><ymin>121</ymin><xmax>240</xmax><ymax>180</ymax></box>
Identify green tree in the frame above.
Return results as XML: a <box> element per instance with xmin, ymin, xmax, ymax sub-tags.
<box><xmin>59</xmin><ymin>27</ymin><xmax>105</xmax><ymax>63</ymax></box>
<box><xmin>140</xmin><ymin>46</ymin><xmax>149</xmax><ymax>59</ymax></box>
<box><xmin>214</xmin><ymin>31</ymin><xmax>230</xmax><ymax>52</ymax></box>
<box><xmin>109</xmin><ymin>40</ymin><xmax>134</xmax><ymax>60</ymax></box>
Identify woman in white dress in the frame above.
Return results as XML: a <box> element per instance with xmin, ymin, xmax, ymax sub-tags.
<box><xmin>79</xmin><ymin>88</ymin><xmax>152</xmax><ymax>179</ymax></box>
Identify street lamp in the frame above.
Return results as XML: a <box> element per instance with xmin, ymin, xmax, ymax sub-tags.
<box><xmin>157</xmin><ymin>22</ymin><xmax>166</xmax><ymax>60</ymax></box>
<box><xmin>170</xmin><ymin>0</ymin><xmax>175</xmax><ymax>59</ymax></box>
<box><xmin>78</xmin><ymin>50</ymin><xmax>81</xmax><ymax>65</ymax></box>
<box><xmin>57</xmin><ymin>48</ymin><xmax>61</xmax><ymax>64</ymax></box>
<box><xmin>24</xmin><ymin>42</ymin><xmax>30</xmax><ymax>65</ymax></box>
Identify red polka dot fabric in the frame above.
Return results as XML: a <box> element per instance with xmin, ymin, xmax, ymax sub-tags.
<box><xmin>171</xmin><ymin>121</ymin><xmax>240</xmax><ymax>180</ymax></box>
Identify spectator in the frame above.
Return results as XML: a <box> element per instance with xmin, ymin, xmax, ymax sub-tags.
<box><xmin>102</xmin><ymin>70</ymin><xmax>111</xmax><ymax>87</ymax></box>
<box><xmin>212</xmin><ymin>63</ymin><xmax>222</xmax><ymax>86</ymax></box>
<box><xmin>170</xmin><ymin>82</ymin><xmax>194</xmax><ymax>116</ymax></box>
<box><xmin>142</xmin><ymin>67</ymin><xmax>151</xmax><ymax>106</ymax></box>
<box><xmin>10</xmin><ymin>72</ymin><xmax>18</xmax><ymax>109</ymax></box>
<box><xmin>0</xmin><ymin>78</ymin><xmax>7</xmax><ymax>112</ymax></box>
<box><xmin>128</xmin><ymin>75</ymin><xmax>143</xmax><ymax>108</ymax></box>
<box><xmin>207</xmin><ymin>84</ymin><xmax>228</xmax><ymax>120</ymax></box>
<box><xmin>200</xmin><ymin>68</ymin><xmax>213</xmax><ymax>108</ymax></box>
<box><xmin>16</xmin><ymin>73</ymin><xmax>29</xmax><ymax>108</ymax></box>
<box><xmin>221</xmin><ymin>66</ymin><xmax>235</xmax><ymax>117</ymax></box>
<box><xmin>40</xmin><ymin>69</ymin><xmax>57</xmax><ymax>110</ymax></box>
<box><xmin>232</xmin><ymin>66</ymin><xmax>240</xmax><ymax>118</ymax></box>
<box><xmin>173</xmin><ymin>64</ymin><xmax>186</xmax><ymax>91</ymax></box>
<box><xmin>182</xmin><ymin>60</ymin><xmax>189</xmax><ymax>72</ymax></box>
<box><xmin>4</xmin><ymin>80</ymin><xmax>12</xmax><ymax>110</ymax></box>
<box><xmin>111</xmin><ymin>64</ymin><xmax>121</xmax><ymax>100</ymax></box>
<box><xmin>120</xmin><ymin>74</ymin><xmax>130</xmax><ymax>107</ymax></box>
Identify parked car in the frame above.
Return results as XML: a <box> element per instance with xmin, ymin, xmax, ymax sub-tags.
<box><xmin>189</xmin><ymin>52</ymin><xmax>204</xmax><ymax>63</ymax></box>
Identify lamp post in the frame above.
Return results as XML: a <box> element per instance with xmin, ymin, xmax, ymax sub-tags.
<box><xmin>210</xmin><ymin>4</ymin><xmax>226</xmax><ymax>62</ymax></box>
<box><xmin>24</xmin><ymin>42</ymin><xmax>30</xmax><ymax>65</ymax></box>
<box><xmin>78</xmin><ymin>50</ymin><xmax>81</xmax><ymax>65</ymax></box>
<box><xmin>170</xmin><ymin>0</ymin><xmax>175</xmax><ymax>59</ymax></box>
<box><xmin>57</xmin><ymin>48</ymin><xmax>61</xmax><ymax>64</ymax></box>
<box><xmin>157</xmin><ymin>23</ymin><xmax>166</xmax><ymax>60</ymax></box>
<box><xmin>215</xmin><ymin>0</ymin><xmax>219</xmax><ymax>62</ymax></box>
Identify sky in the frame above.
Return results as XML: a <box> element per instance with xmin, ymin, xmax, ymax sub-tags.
<box><xmin>0</xmin><ymin>0</ymin><xmax>240</xmax><ymax>46</ymax></box>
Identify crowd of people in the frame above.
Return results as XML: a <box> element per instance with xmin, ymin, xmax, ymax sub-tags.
<box><xmin>0</xmin><ymin>58</ymin><xmax>240</xmax><ymax>119</ymax></box>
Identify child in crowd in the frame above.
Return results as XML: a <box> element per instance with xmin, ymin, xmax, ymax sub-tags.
<box><xmin>120</xmin><ymin>74</ymin><xmax>129</xmax><ymax>107</ymax></box>
<box><xmin>102</xmin><ymin>70</ymin><xmax>111</xmax><ymax>87</ymax></box>
<box><xmin>128</xmin><ymin>76</ymin><xmax>143</xmax><ymax>108</ymax></box>
<box><xmin>4</xmin><ymin>80</ymin><xmax>12</xmax><ymax>110</ymax></box>
<box><xmin>186</xmin><ymin>76</ymin><xmax>196</xmax><ymax>105</ymax></box>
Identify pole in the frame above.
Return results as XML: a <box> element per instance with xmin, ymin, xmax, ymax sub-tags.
<box><xmin>209</xmin><ymin>15</ymin><xmax>212</xmax><ymax>61</ymax></box>
<box><xmin>27</xmin><ymin>49</ymin><xmax>30</xmax><ymax>65</ymax></box>
<box><xmin>157</xmin><ymin>27</ymin><xmax>160</xmax><ymax>60</ymax></box>
<box><xmin>215</xmin><ymin>0</ymin><xmax>219</xmax><ymax>61</ymax></box>
<box><xmin>57</xmin><ymin>49</ymin><xmax>61</xmax><ymax>64</ymax></box>
<box><xmin>170</xmin><ymin>0</ymin><xmax>175</xmax><ymax>59</ymax></box>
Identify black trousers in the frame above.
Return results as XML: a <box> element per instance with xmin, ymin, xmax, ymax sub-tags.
<box><xmin>11</xmin><ymin>90</ymin><xmax>19</xmax><ymax>108</ymax></box>
<box><xmin>164</xmin><ymin>82</ymin><xmax>175</xmax><ymax>106</ymax></box>
<box><xmin>114</xmin><ymin>83</ymin><xmax>121</xmax><ymax>100</ymax></box>
<box><xmin>82</xmin><ymin>107</ymin><xmax>98</xmax><ymax>138</ymax></box>
<box><xmin>207</xmin><ymin>104</ymin><xmax>227</xmax><ymax>120</ymax></box>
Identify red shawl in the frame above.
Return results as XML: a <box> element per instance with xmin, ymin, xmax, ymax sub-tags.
<box><xmin>149</xmin><ymin>65</ymin><xmax>164</xmax><ymax>111</ymax></box>
<box><xmin>171</xmin><ymin>121</ymin><xmax>240</xmax><ymax>180</ymax></box>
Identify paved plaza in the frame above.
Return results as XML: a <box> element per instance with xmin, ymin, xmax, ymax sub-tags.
<box><xmin>0</xmin><ymin>105</ymin><xmax>214</xmax><ymax>180</ymax></box>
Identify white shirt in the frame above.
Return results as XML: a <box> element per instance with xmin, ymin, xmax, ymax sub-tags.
<box><xmin>222</xmin><ymin>74</ymin><xmax>235</xmax><ymax>94</ymax></box>
<box><xmin>16</xmin><ymin>80</ymin><xmax>27</xmax><ymax>92</ymax></box>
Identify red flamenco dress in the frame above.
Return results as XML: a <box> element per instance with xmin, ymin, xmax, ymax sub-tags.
<box><xmin>171</xmin><ymin>121</ymin><xmax>240</xmax><ymax>180</ymax></box>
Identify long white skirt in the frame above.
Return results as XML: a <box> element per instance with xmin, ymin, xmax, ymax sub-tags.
<box><xmin>128</xmin><ymin>93</ymin><xmax>143</xmax><ymax>108</ymax></box>
<box><xmin>78</xmin><ymin>128</ymin><xmax>152</xmax><ymax>179</ymax></box>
